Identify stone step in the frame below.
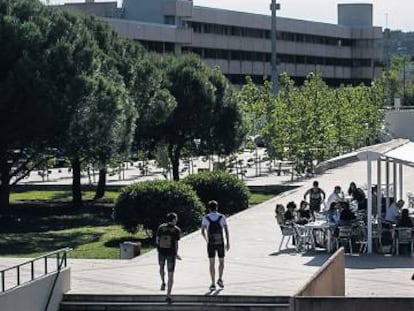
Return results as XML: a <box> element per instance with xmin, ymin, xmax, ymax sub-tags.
<box><xmin>60</xmin><ymin>294</ymin><xmax>291</xmax><ymax>311</ymax></box>
<box><xmin>59</xmin><ymin>301</ymin><xmax>290</xmax><ymax>311</ymax></box>
<box><xmin>62</xmin><ymin>294</ymin><xmax>290</xmax><ymax>304</ymax></box>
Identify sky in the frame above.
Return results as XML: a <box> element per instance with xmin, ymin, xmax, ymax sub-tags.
<box><xmin>47</xmin><ymin>0</ymin><xmax>414</xmax><ymax>32</ymax></box>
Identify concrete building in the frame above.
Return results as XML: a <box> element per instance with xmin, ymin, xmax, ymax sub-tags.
<box><xmin>56</xmin><ymin>0</ymin><xmax>383</xmax><ymax>86</ymax></box>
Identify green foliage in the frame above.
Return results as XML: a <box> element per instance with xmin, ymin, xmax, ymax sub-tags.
<box><xmin>240</xmin><ymin>71</ymin><xmax>386</xmax><ymax>172</ymax></box>
<box><xmin>114</xmin><ymin>180</ymin><xmax>204</xmax><ymax>237</ymax></box>
<box><xmin>183</xmin><ymin>171</ymin><xmax>250</xmax><ymax>216</ymax></box>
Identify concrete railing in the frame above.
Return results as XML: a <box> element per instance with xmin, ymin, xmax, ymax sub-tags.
<box><xmin>290</xmin><ymin>248</ymin><xmax>345</xmax><ymax>311</ymax></box>
<box><xmin>0</xmin><ymin>268</ymin><xmax>71</xmax><ymax>311</ymax></box>
<box><xmin>291</xmin><ymin>297</ymin><xmax>414</xmax><ymax>311</ymax></box>
<box><xmin>293</xmin><ymin>247</ymin><xmax>345</xmax><ymax>298</ymax></box>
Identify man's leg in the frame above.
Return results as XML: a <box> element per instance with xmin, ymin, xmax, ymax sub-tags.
<box><xmin>209</xmin><ymin>257</ymin><xmax>216</xmax><ymax>286</ymax></box>
<box><xmin>217</xmin><ymin>245</ymin><xmax>225</xmax><ymax>288</ymax></box>
<box><xmin>158</xmin><ymin>253</ymin><xmax>166</xmax><ymax>290</ymax></box>
<box><xmin>165</xmin><ymin>256</ymin><xmax>176</xmax><ymax>303</ymax></box>
<box><xmin>167</xmin><ymin>271</ymin><xmax>174</xmax><ymax>297</ymax></box>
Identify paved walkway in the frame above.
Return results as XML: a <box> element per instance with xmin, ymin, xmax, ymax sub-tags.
<box><xmin>2</xmin><ymin>160</ymin><xmax>414</xmax><ymax>296</ymax></box>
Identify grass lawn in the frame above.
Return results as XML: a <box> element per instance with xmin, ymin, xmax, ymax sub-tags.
<box><xmin>1</xmin><ymin>189</ymin><xmax>275</xmax><ymax>259</ymax></box>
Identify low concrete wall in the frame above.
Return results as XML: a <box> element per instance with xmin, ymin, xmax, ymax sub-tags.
<box><xmin>294</xmin><ymin>248</ymin><xmax>345</xmax><ymax>298</ymax></box>
<box><xmin>292</xmin><ymin>297</ymin><xmax>414</xmax><ymax>311</ymax></box>
<box><xmin>0</xmin><ymin>267</ymin><xmax>71</xmax><ymax>311</ymax></box>
<box><xmin>385</xmin><ymin>110</ymin><xmax>414</xmax><ymax>141</ymax></box>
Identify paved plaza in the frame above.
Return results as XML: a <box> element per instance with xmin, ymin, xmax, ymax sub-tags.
<box><xmin>1</xmin><ymin>160</ymin><xmax>414</xmax><ymax>297</ymax></box>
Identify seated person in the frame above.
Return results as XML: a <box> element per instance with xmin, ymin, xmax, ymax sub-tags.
<box><xmin>284</xmin><ymin>201</ymin><xmax>297</xmax><ymax>225</ymax></box>
<box><xmin>296</xmin><ymin>201</ymin><xmax>311</xmax><ymax>225</ymax></box>
<box><xmin>275</xmin><ymin>204</ymin><xmax>285</xmax><ymax>226</ymax></box>
<box><xmin>326</xmin><ymin>186</ymin><xmax>344</xmax><ymax>212</ymax></box>
<box><xmin>385</xmin><ymin>199</ymin><xmax>404</xmax><ymax>224</ymax></box>
<box><xmin>397</xmin><ymin>208</ymin><xmax>413</xmax><ymax>228</ymax></box>
<box><xmin>348</xmin><ymin>182</ymin><xmax>366</xmax><ymax>210</ymax></box>
<box><xmin>339</xmin><ymin>201</ymin><xmax>356</xmax><ymax>226</ymax></box>
<box><xmin>326</xmin><ymin>202</ymin><xmax>340</xmax><ymax>225</ymax></box>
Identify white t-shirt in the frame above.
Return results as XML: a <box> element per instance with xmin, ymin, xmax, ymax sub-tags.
<box><xmin>202</xmin><ymin>212</ymin><xmax>227</xmax><ymax>228</ymax></box>
<box><xmin>326</xmin><ymin>192</ymin><xmax>340</xmax><ymax>210</ymax></box>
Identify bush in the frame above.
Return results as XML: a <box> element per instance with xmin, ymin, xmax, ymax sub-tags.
<box><xmin>114</xmin><ymin>180</ymin><xmax>204</xmax><ymax>237</ymax></box>
<box><xmin>183</xmin><ymin>171</ymin><xmax>250</xmax><ymax>216</ymax></box>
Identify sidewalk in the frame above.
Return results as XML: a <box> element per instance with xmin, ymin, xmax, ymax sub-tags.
<box><xmin>2</xmin><ymin>160</ymin><xmax>414</xmax><ymax>296</ymax></box>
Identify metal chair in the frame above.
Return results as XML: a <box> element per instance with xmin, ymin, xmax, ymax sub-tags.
<box><xmin>394</xmin><ymin>227</ymin><xmax>413</xmax><ymax>256</ymax></box>
<box><xmin>293</xmin><ymin>224</ymin><xmax>314</xmax><ymax>253</ymax></box>
<box><xmin>278</xmin><ymin>225</ymin><xmax>294</xmax><ymax>251</ymax></box>
<box><xmin>336</xmin><ymin>226</ymin><xmax>353</xmax><ymax>254</ymax></box>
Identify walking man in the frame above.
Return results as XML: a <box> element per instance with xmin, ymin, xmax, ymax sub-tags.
<box><xmin>156</xmin><ymin>212</ymin><xmax>181</xmax><ymax>303</ymax></box>
<box><xmin>201</xmin><ymin>200</ymin><xmax>230</xmax><ymax>290</ymax></box>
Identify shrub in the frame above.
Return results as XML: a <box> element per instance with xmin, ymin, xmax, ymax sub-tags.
<box><xmin>183</xmin><ymin>171</ymin><xmax>250</xmax><ymax>216</ymax></box>
<box><xmin>114</xmin><ymin>180</ymin><xmax>204</xmax><ymax>237</ymax></box>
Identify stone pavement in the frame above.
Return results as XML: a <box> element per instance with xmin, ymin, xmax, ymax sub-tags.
<box><xmin>2</xmin><ymin>160</ymin><xmax>414</xmax><ymax>296</ymax></box>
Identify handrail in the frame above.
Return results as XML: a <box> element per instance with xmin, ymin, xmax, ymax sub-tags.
<box><xmin>0</xmin><ymin>248</ymin><xmax>72</xmax><ymax>293</ymax></box>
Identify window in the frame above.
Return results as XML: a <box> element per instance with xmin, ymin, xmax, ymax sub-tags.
<box><xmin>164</xmin><ymin>16</ymin><xmax>175</xmax><ymax>25</ymax></box>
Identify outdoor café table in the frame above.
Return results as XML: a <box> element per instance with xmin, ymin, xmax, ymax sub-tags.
<box><xmin>304</xmin><ymin>220</ymin><xmax>332</xmax><ymax>252</ymax></box>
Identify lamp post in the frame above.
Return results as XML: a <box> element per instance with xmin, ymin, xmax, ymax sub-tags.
<box><xmin>192</xmin><ymin>138</ymin><xmax>201</xmax><ymax>174</ymax></box>
<box><xmin>270</xmin><ymin>0</ymin><xmax>281</xmax><ymax>94</ymax></box>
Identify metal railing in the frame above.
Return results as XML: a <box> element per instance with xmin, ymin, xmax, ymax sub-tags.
<box><xmin>0</xmin><ymin>248</ymin><xmax>72</xmax><ymax>294</ymax></box>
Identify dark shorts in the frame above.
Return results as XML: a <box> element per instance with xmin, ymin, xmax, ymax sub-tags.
<box><xmin>207</xmin><ymin>243</ymin><xmax>225</xmax><ymax>258</ymax></box>
<box><xmin>158</xmin><ymin>253</ymin><xmax>176</xmax><ymax>272</ymax></box>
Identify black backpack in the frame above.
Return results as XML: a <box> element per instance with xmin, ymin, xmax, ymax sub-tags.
<box><xmin>158</xmin><ymin>225</ymin><xmax>175</xmax><ymax>249</ymax></box>
<box><xmin>207</xmin><ymin>215</ymin><xmax>224</xmax><ymax>245</ymax></box>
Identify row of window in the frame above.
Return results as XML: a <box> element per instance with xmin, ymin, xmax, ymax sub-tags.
<box><xmin>226</xmin><ymin>74</ymin><xmax>372</xmax><ymax>87</ymax></box>
<box><xmin>188</xmin><ymin>21</ymin><xmax>354</xmax><ymax>47</ymax></box>
<box><xmin>182</xmin><ymin>47</ymin><xmax>373</xmax><ymax>67</ymax></box>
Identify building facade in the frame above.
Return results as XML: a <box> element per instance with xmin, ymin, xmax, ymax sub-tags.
<box><xmin>56</xmin><ymin>0</ymin><xmax>383</xmax><ymax>86</ymax></box>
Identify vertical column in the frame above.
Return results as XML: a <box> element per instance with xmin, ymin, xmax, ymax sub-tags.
<box><xmin>367</xmin><ymin>159</ymin><xmax>373</xmax><ymax>254</ymax></box>
<box><xmin>377</xmin><ymin>159</ymin><xmax>382</xmax><ymax>217</ymax></box>
<box><xmin>393</xmin><ymin>162</ymin><xmax>397</xmax><ymax>201</ymax></box>
<box><xmin>399</xmin><ymin>163</ymin><xmax>403</xmax><ymax>201</ymax></box>
<box><xmin>385</xmin><ymin>158</ymin><xmax>390</xmax><ymax>209</ymax></box>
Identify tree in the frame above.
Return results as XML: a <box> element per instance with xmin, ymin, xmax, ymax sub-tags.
<box><xmin>0</xmin><ymin>0</ymin><xmax>66</xmax><ymax>213</ymax></box>
<box><xmin>159</xmin><ymin>54</ymin><xmax>245</xmax><ymax>180</ymax></box>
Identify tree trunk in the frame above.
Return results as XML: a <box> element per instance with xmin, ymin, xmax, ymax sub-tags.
<box><xmin>0</xmin><ymin>154</ymin><xmax>11</xmax><ymax>216</ymax></box>
<box><xmin>168</xmin><ymin>144</ymin><xmax>181</xmax><ymax>181</ymax></box>
<box><xmin>94</xmin><ymin>167</ymin><xmax>107</xmax><ymax>200</ymax></box>
<box><xmin>71</xmin><ymin>157</ymin><xmax>83</xmax><ymax>207</ymax></box>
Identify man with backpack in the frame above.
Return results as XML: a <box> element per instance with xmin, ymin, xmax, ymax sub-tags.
<box><xmin>156</xmin><ymin>212</ymin><xmax>181</xmax><ymax>303</ymax></box>
<box><xmin>201</xmin><ymin>200</ymin><xmax>230</xmax><ymax>290</ymax></box>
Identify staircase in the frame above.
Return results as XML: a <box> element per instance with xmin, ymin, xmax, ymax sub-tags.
<box><xmin>60</xmin><ymin>294</ymin><xmax>291</xmax><ymax>311</ymax></box>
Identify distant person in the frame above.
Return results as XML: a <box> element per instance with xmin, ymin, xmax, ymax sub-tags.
<box><xmin>339</xmin><ymin>201</ymin><xmax>356</xmax><ymax>226</ymax></box>
<box><xmin>284</xmin><ymin>201</ymin><xmax>297</xmax><ymax>224</ymax></box>
<box><xmin>275</xmin><ymin>204</ymin><xmax>286</xmax><ymax>225</ymax></box>
<box><xmin>397</xmin><ymin>209</ymin><xmax>413</xmax><ymax>228</ymax></box>
<box><xmin>326</xmin><ymin>186</ymin><xmax>344</xmax><ymax>211</ymax></box>
<box><xmin>348</xmin><ymin>182</ymin><xmax>366</xmax><ymax>210</ymax></box>
<box><xmin>327</xmin><ymin>202</ymin><xmax>340</xmax><ymax>225</ymax></box>
<box><xmin>296</xmin><ymin>201</ymin><xmax>311</xmax><ymax>225</ymax></box>
<box><xmin>201</xmin><ymin>200</ymin><xmax>230</xmax><ymax>291</ymax></box>
<box><xmin>156</xmin><ymin>212</ymin><xmax>182</xmax><ymax>304</ymax></box>
<box><xmin>304</xmin><ymin>181</ymin><xmax>326</xmax><ymax>217</ymax></box>
<box><xmin>385</xmin><ymin>199</ymin><xmax>405</xmax><ymax>224</ymax></box>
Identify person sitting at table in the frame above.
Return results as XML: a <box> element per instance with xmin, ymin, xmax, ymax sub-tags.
<box><xmin>275</xmin><ymin>204</ymin><xmax>286</xmax><ymax>226</ymax></box>
<box><xmin>326</xmin><ymin>186</ymin><xmax>344</xmax><ymax>212</ymax></box>
<box><xmin>296</xmin><ymin>201</ymin><xmax>312</xmax><ymax>225</ymax></box>
<box><xmin>326</xmin><ymin>202</ymin><xmax>340</xmax><ymax>225</ymax></box>
<box><xmin>348</xmin><ymin>182</ymin><xmax>366</xmax><ymax>210</ymax></box>
<box><xmin>284</xmin><ymin>201</ymin><xmax>297</xmax><ymax>225</ymax></box>
<box><xmin>397</xmin><ymin>208</ymin><xmax>413</xmax><ymax>228</ymax></box>
<box><xmin>338</xmin><ymin>201</ymin><xmax>356</xmax><ymax>226</ymax></box>
<box><xmin>304</xmin><ymin>181</ymin><xmax>326</xmax><ymax>218</ymax></box>
<box><xmin>385</xmin><ymin>199</ymin><xmax>405</xmax><ymax>224</ymax></box>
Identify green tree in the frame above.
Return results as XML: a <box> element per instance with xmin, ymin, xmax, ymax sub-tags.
<box><xmin>0</xmin><ymin>0</ymin><xmax>67</xmax><ymax>212</ymax></box>
<box><xmin>159</xmin><ymin>54</ymin><xmax>245</xmax><ymax>180</ymax></box>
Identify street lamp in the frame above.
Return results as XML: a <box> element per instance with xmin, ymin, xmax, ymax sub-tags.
<box><xmin>192</xmin><ymin>138</ymin><xmax>201</xmax><ymax>174</ymax></box>
<box><xmin>270</xmin><ymin>0</ymin><xmax>281</xmax><ymax>94</ymax></box>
